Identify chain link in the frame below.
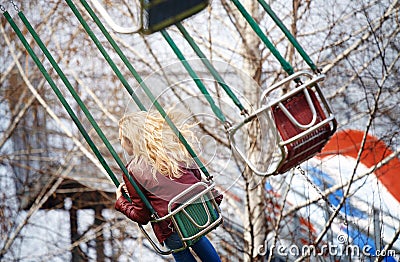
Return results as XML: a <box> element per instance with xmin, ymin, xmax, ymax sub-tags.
<box><xmin>0</xmin><ymin>4</ymin><xmax>6</xmax><ymax>12</ymax></box>
<box><xmin>9</xmin><ymin>0</ymin><xmax>20</xmax><ymax>12</ymax></box>
<box><xmin>296</xmin><ymin>165</ymin><xmax>348</xmax><ymax>225</ymax></box>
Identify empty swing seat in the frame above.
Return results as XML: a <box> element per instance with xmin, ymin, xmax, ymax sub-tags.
<box><xmin>88</xmin><ymin>0</ymin><xmax>209</xmax><ymax>35</ymax></box>
<box><xmin>228</xmin><ymin>71</ymin><xmax>337</xmax><ymax>176</ymax></box>
<box><xmin>141</xmin><ymin>0</ymin><xmax>209</xmax><ymax>34</ymax></box>
<box><xmin>271</xmin><ymin>85</ymin><xmax>334</xmax><ymax>173</ymax></box>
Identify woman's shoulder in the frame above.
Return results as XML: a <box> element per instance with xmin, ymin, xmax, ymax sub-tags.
<box><xmin>127</xmin><ymin>159</ymin><xmax>147</xmax><ymax>173</ymax></box>
<box><xmin>178</xmin><ymin>165</ymin><xmax>202</xmax><ymax>182</ymax></box>
<box><xmin>125</xmin><ymin>159</ymin><xmax>154</xmax><ymax>184</ymax></box>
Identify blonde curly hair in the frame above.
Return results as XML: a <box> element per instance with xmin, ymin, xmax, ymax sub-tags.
<box><xmin>118</xmin><ymin>108</ymin><xmax>198</xmax><ymax>179</ymax></box>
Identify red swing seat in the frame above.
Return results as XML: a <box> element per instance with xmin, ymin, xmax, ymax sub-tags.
<box><xmin>228</xmin><ymin>71</ymin><xmax>337</xmax><ymax>176</ymax></box>
<box><xmin>271</xmin><ymin>85</ymin><xmax>334</xmax><ymax>173</ymax></box>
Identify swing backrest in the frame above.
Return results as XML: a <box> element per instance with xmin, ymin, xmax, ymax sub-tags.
<box><xmin>167</xmin><ymin>182</ymin><xmax>222</xmax><ymax>247</ymax></box>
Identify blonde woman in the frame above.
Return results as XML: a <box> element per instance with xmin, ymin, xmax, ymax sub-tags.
<box><xmin>115</xmin><ymin>109</ymin><xmax>222</xmax><ymax>262</ymax></box>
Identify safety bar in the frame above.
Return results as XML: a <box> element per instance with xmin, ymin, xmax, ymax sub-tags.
<box><xmin>138</xmin><ymin>224</ymin><xmax>173</xmax><ymax>255</ymax></box>
<box><xmin>277</xmin><ymin>89</ymin><xmax>317</xmax><ymax>130</ymax></box>
<box><xmin>262</xmin><ymin>72</ymin><xmax>325</xmax><ymax>130</ymax></box>
<box><xmin>89</xmin><ymin>0</ymin><xmax>141</xmax><ymax>34</ymax></box>
<box><xmin>228</xmin><ymin>114</ymin><xmax>280</xmax><ymax>176</ymax></box>
<box><xmin>260</xmin><ymin>71</ymin><xmax>323</xmax><ymax>103</ymax></box>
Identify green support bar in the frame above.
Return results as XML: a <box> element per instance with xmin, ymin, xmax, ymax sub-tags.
<box><xmin>17</xmin><ymin>10</ymin><xmax>156</xmax><ymax>215</ymax></box>
<box><xmin>231</xmin><ymin>0</ymin><xmax>295</xmax><ymax>76</ymax></box>
<box><xmin>175</xmin><ymin>22</ymin><xmax>248</xmax><ymax>116</ymax></box>
<box><xmin>257</xmin><ymin>0</ymin><xmax>319</xmax><ymax>73</ymax></box>
<box><xmin>77</xmin><ymin>0</ymin><xmax>150</xmax><ymax>97</ymax></box>
<box><xmin>2</xmin><ymin>11</ymin><xmax>131</xmax><ymax>201</ymax></box>
<box><xmin>160</xmin><ymin>29</ymin><xmax>228</xmax><ymax>125</ymax></box>
<box><xmin>74</xmin><ymin>0</ymin><xmax>214</xmax><ymax>180</ymax></box>
<box><xmin>65</xmin><ymin>1</ymin><xmax>146</xmax><ymax>111</ymax></box>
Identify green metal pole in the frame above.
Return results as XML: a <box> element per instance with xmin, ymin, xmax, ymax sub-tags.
<box><xmin>160</xmin><ymin>29</ymin><xmax>228</xmax><ymax>125</ymax></box>
<box><xmin>17</xmin><ymin>10</ymin><xmax>156</xmax><ymax>214</ymax></box>
<box><xmin>65</xmin><ymin>0</ymin><xmax>146</xmax><ymax>111</ymax></box>
<box><xmin>77</xmin><ymin>0</ymin><xmax>148</xmax><ymax>96</ymax></box>
<box><xmin>231</xmin><ymin>0</ymin><xmax>295</xmax><ymax>76</ymax></box>
<box><xmin>257</xmin><ymin>0</ymin><xmax>319</xmax><ymax>73</ymax></box>
<box><xmin>76</xmin><ymin>0</ymin><xmax>213</xmax><ymax>180</ymax></box>
<box><xmin>176</xmin><ymin>22</ymin><xmax>248</xmax><ymax>115</ymax></box>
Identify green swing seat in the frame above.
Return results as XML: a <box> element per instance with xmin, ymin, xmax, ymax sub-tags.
<box><xmin>168</xmin><ymin>182</ymin><xmax>222</xmax><ymax>246</ymax></box>
<box><xmin>139</xmin><ymin>182</ymin><xmax>222</xmax><ymax>254</ymax></box>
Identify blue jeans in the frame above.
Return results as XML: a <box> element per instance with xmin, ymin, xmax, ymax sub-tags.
<box><xmin>164</xmin><ymin>232</ymin><xmax>221</xmax><ymax>262</ymax></box>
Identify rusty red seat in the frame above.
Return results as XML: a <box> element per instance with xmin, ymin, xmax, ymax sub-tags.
<box><xmin>228</xmin><ymin>71</ymin><xmax>337</xmax><ymax>176</ymax></box>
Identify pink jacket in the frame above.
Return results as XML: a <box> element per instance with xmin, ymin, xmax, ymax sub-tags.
<box><xmin>115</xmin><ymin>161</ymin><xmax>221</xmax><ymax>243</ymax></box>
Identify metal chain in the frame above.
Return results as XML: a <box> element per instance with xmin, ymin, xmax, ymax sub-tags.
<box><xmin>9</xmin><ymin>0</ymin><xmax>20</xmax><ymax>12</ymax></box>
<box><xmin>296</xmin><ymin>165</ymin><xmax>348</xmax><ymax>225</ymax></box>
<box><xmin>0</xmin><ymin>4</ymin><xmax>5</xmax><ymax>12</ymax></box>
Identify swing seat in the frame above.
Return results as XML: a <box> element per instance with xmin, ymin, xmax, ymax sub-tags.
<box><xmin>228</xmin><ymin>71</ymin><xmax>336</xmax><ymax>176</ymax></box>
<box><xmin>89</xmin><ymin>0</ymin><xmax>208</xmax><ymax>35</ymax></box>
<box><xmin>271</xmin><ymin>85</ymin><xmax>334</xmax><ymax>173</ymax></box>
<box><xmin>142</xmin><ymin>182</ymin><xmax>222</xmax><ymax>254</ymax></box>
<box><xmin>168</xmin><ymin>182</ymin><xmax>222</xmax><ymax>248</ymax></box>
<box><xmin>141</xmin><ymin>0</ymin><xmax>209</xmax><ymax>34</ymax></box>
